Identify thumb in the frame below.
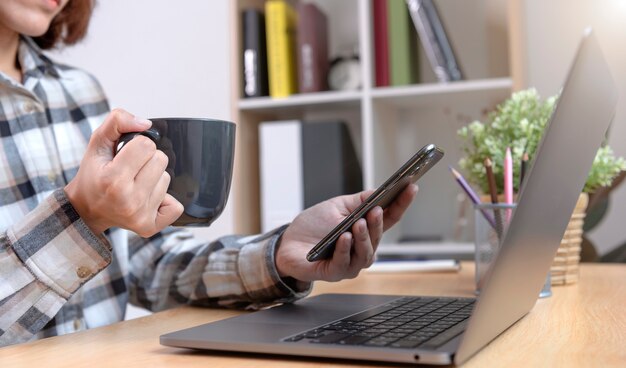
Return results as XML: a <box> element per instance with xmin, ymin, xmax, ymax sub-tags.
<box><xmin>93</xmin><ymin>108</ymin><xmax>152</xmax><ymax>149</ymax></box>
<box><xmin>342</xmin><ymin>189</ymin><xmax>375</xmax><ymax>212</ymax></box>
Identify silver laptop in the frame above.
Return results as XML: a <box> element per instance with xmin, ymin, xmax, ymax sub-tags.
<box><xmin>160</xmin><ymin>29</ymin><xmax>617</xmax><ymax>365</ymax></box>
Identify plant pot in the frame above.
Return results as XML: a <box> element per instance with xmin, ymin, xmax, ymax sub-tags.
<box><xmin>478</xmin><ymin>192</ymin><xmax>588</xmax><ymax>286</ymax></box>
<box><xmin>550</xmin><ymin>192</ymin><xmax>588</xmax><ymax>285</ymax></box>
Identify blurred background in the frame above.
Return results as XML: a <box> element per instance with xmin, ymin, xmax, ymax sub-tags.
<box><xmin>49</xmin><ymin>0</ymin><xmax>626</xmax><ymax>318</ymax></box>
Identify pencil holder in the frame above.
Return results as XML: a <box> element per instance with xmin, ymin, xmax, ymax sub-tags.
<box><xmin>479</xmin><ymin>193</ymin><xmax>588</xmax><ymax>286</ymax></box>
<box><xmin>473</xmin><ymin>203</ymin><xmax>552</xmax><ymax>298</ymax></box>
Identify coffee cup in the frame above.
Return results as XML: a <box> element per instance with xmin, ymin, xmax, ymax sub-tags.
<box><xmin>116</xmin><ymin>117</ymin><xmax>236</xmax><ymax>227</ymax></box>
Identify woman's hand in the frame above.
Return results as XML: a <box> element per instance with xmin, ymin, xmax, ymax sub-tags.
<box><xmin>275</xmin><ymin>184</ymin><xmax>418</xmax><ymax>283</ymax></box>
<box><xmin>64</xmin><ymin>108</ymin><xmax>183</xmax><ymax>237</ymax></box>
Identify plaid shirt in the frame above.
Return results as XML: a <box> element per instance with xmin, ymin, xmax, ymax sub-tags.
<box><xmin>0</xmin><ymin>37</ymin><xmax>309</xmax><ymax>348</ymax></box>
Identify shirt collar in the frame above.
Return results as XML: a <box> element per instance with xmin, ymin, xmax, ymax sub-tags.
<box><xmin>18</xmin><ymin>36</ymin><xmax>61</xmax><ymax>79</ymax></box>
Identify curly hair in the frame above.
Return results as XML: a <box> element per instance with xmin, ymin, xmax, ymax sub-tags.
<box><xmin>32</xmin><ymin>0</ymin><xmax>96</xmax><ymax>49</ymax></box>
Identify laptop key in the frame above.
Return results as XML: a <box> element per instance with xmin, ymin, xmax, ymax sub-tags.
<box><xmin>389</xmin><ymin>339</ymin><xmax>425</xmax><ymax>349</ymax></box>
<box><xmin>364</xmin><ymin>339</ymin><xmax>391</xmax><ymax>347</ymax></box>
<box><xmin>337</xmin><ymin>335</ymin><xmax>372</xmax><ymax>345</ymax></box>
<box><xmin>419</xmin><ymin>322</ymin><xmax>468</xmax><ymax>349</ymax></box>
<box><xmin>310</xmin><ymin>332</ymin><xmax>352</xmax><ymax>344</ymax></box>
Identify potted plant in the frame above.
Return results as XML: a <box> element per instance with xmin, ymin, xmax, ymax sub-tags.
<box><xmin>457</xmin><ymin>88</ymin><xmax>625</xmax><ymax>285</ymax></box>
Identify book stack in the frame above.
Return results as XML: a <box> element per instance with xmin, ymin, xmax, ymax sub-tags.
<box><xmin>405</xmin><ymin>0</ymin><xmax>462</xmax><ymax>82</ymax></box>
<box><xmin>242</xmin><ymin>1</ymin><xmax>329</xmax><ymax>98</ymax></box>
<box><xmin>373</xmin><ymin>0</ymin><xmax>418</xmax><ymax>87</ymax></box>
<box><xmin>373</xmin><ymin>0</ymin><xmax>462</xmax><ymax>87</ymax></box>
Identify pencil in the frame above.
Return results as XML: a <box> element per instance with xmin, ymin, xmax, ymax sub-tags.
<box><xmin>449</xmin><ymin>167</ymin><xmax>497</xmax><ymax>229</ymax></box>
<box><xmin>504</xmin><ymin>147</ymin><xmax>513</xmax><ymax>205</ymax></box>
<box><xmin>520</xmin><ymin>152</ymin><xmax>529</xmax><ymax>190</ymax></box>
<box><xmin>484</xmin><ymin>158</ymin><xmax>498</xmax><ymax>204</ymax></box>
<box><xmin>504</xmin><ymin>147</ymin><xmax>513</xmax><ymax>222</ymax></box>
<box><xmin>484</xmin><ymin>158</ymin><xmax>504</xmax><ymax>238</ymax></box>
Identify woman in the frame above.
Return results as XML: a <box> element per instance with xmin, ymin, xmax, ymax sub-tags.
<box><xmin>0</xmin><ymin>0</ymin><xmax>417</xmax><ymax>347</ymax></box>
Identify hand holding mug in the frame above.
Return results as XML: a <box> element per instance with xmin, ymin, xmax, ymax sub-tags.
<box><xmin>64</xmin><ymin>108</ymin><xmax>184</xmax><ymax>237</ymax></box>
<box><xmin>115</xmin><ymin>117</ymin><xmax>236</xmax><ymax>227</ymax></box>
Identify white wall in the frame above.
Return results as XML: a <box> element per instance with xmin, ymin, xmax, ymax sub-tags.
<box><xmin>517</xmin><ymin>0</ymin><xmax>626</xmax><ymax>255</ymax></box>
<box><xmin>49</xmin><ymin>0</ymin><xmax>233</xmax><ymax>318</ymax></box>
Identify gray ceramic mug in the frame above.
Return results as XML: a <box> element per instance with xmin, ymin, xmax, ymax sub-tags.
<box><xmin>116</xmin><ymin>117</ymin><xmax>236</xmax><ymax>227</ymax></box>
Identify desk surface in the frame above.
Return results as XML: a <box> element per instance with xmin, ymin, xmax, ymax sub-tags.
<box><xmin>1</xmin><ymin>262</ymin><xmax>624</xmax><ymax>367</ymax></box>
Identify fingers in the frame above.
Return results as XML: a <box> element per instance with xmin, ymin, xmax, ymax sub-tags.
<box><xmin>134</xmin><ymin>149</ymin><xmax>168</xmax><ymax>188</ymax></box>
<box><xmin>147</xmin><ymin>170</ymin><xmax>171</xmax><ymax>211</ymax></box>
<box><xmin>325</xmin><ymin>233</ymin><xmax>352</xmax><ymax>281</ymax></box>
<box><xmin>324</xmin><ymin>219</ymin><xmax>375</xmax><ymax>281</ymax></box>
<box><xmin>366</xmin><ymin>206</ymin><xmax>384</xmax><ymax>253</ymax></box>
<box><xmin>94</xmin><ymin>108</ymin><xmax>151</xmax><ymax>146</ymax></box>
<box><xmin>155</xmin><ymin>194</ymin><xmax>184</xmax><ymax>230</ymax></box>
<box><xmin>112</xmin><ymin>135</ymin><xmax>158</xmax><ymax>178</ymax></box>
<box><xmin>350</xmin><ymin>219</ymin><xmax>375</xmax><ymax>270</ymax></box>
<box><xmin>383</xmin><ymin>184</ymin><xmax>418</xmax><ymax>231</ymax></box>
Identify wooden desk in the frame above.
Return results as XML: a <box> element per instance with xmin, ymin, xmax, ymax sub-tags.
<box><xmin>1</xmin><ymin>262</ymin><xmax>624</xmax><ymax>367</ymax></box>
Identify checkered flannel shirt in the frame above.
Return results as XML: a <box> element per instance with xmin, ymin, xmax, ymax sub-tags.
<box><xmin>0</xmin><ymin>37</ymin><xmax>310</xmax><ymax>348</ymax></box>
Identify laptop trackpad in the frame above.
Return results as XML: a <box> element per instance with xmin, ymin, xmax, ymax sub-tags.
<box><xmin>161</xmin><ymin>294</ymin><xmax>401</xmax><ymax>347</ymax></box>
<box><xmin>235</xmin><ymin>293</ymin><xmax>400</xmax><ymax>326</ymax></box>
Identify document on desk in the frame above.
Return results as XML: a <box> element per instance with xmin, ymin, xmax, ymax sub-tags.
<box><xmin>366</xmin><ymin>259</ymin><xmax>460</xmax><ymax>273</ymax></box>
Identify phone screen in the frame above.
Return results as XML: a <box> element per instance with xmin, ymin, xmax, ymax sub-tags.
<box><xmin>306</xmin><ymin>144</ymin><xmax>444</xmax><ymax>262</ymax></box>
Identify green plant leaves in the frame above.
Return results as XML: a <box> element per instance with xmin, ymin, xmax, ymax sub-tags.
<box><xmin>457</xmin><ymin>89</ymin><xmax>625</xmax><ymax>194</ymax></box>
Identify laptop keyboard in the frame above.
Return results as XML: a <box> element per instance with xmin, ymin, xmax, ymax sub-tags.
<box><xmin>283</xmin><ymin>296</ymin><xmax>475</xmax><ymax>349</ymax></box>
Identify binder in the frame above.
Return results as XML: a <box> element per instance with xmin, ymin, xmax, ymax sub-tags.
<box><xmin>406</xmin><ymin>0</ymin><xmax>462</xmax><ymax>82</ymax></box>
<box><xmin>242</xmin><ymin>9</ymin><xmax>269</xmax><ymax>97</ymax></box>
<box><xmin>373</xmin><ymin>0</ymin><xmax>390</xmax><ymax>87</ymax></box>
<box><xmin>388</xmin><ymin>0</ymin><xmax>418</xmax><ymax>86</ymax></box>
<box><xmin>265</xmin><ymin>0</ymin><xmax>298</xmax><ymax>97</ymax></box>
<box><xmin>297</xmin><ymin>3</ymin><xmax>329</xmax><ymax>93</ymax></box>
<box><xmin>259</xmin><ymin>121</ymin><xmax>363</xmax><ymax>232</ymax></box>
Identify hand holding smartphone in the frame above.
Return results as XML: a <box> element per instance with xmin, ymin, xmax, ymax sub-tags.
<box><xmin>306</xmin><ymin>144</ymin><xmax>444</xmax><ymax>262</ymax></box>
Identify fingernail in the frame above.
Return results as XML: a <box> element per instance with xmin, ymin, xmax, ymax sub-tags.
<box><xmin>359</xmin><ymin>219</ymin><xmax>367</xmax><ymax>233</ymax></box>
<box><xmin>134</xmin><ymin>116</ymin><xmax>152</xmax><ymax>128</ymax></box>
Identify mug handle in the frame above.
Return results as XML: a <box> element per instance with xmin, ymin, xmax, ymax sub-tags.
<box><xmin>115</xmin><ymin>128</ymin><xmax>161</xmax><ymax>154</ymax></box>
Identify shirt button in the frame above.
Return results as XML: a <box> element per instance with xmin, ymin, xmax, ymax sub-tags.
<box><xmin>76</xmin><ymin>266</ymin><xmax>92</xmax><ymax>279</ymax></box>
<box><xmin>22</xmin><ymin>101</ymin><xmax>37</xmax><ymax>113</ymax></box>
<box><xmin>73</xmin><ymin>319</ymin><xmax>82</xmax><ymax>330</ymax></box>
<box><xmin>47</xmin><ymin>171</ymin><xmax>57</xmax><ymax>182</ymax></box>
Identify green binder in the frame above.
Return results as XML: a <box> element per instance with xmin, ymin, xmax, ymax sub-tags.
<box><xmin>388</xmin><ymin>0</ymin><xmax>418</xmax><ymax>86</ymax></box>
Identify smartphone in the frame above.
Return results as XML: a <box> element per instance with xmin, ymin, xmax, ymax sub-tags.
<box><xmin>306</xmin><ymin>144</ymin><xmax>444</xmax><ymax>262</ymax></box>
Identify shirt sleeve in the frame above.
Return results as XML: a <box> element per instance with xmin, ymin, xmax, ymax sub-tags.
<box><xmin>127</xmin><ymin>225</ymin><xmax>312</xmax><ymax>312</ymax></box>
<box><xmin>0</xmin><ymin>189</ymin><xmax>112</xmax><ymax>347</ymax></box>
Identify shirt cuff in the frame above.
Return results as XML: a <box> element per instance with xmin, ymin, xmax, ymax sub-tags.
<box><xmin>8</xmin><ymin>189</ymin><xmax>112</xmax><ymax>299</ymax></box>
<box><xmin>237</xmin><ymin>225</ymin><xmax>312</xmax><ymax>304</ymax></box>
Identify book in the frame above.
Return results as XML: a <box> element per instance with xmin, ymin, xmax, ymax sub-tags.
<box><xmin>387</xmin><ymin>0</ymin><xmax>418</xmax><ymax>86</ymax></box>
<box><xmin>259</xmin><ymin>120</ymin><xmax>363</xmax><ymax>232</ymax></box>
<box><xmin>265</xmin><ymin>0</ymin><xmax>298</xmax><ymax>98</ymax></box>
<box><xmin>405</xmin><ymin>0</ymin><xmax>463</xmax><ymax>82</ymax></box>
<box><xmin>242</xmin><ymin>9</ymin><xmax>269</xmax><ymax>98</ymax></box>
<box><xmin>297</xmin><ymin>3</ymin><xmax>329</xmax><ymax>93</ymax></box>
<box><xmin>373</xmin><ymin>0</ymin><xmax>390</xmax><ymax>87</ymax></box>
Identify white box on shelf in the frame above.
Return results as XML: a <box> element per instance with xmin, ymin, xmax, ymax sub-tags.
<box><xmin>259</xmin><ymin>120</ymin><xmax>304</xmax><ymax>233</ymax></box>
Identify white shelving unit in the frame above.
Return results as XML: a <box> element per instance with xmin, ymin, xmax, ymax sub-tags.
<box><xmin>229</xmin><ymin>0</ymin><xmax>516</xmax><ymax>247</ymax></box>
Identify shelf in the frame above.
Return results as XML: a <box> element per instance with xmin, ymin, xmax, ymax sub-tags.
<box><xmin>238</xmin><ymin>90</ymin><xmax>362</xmax><ymax>112</ymax></box>
<box><xmin>371</xmin><ymin>78</ymin><xmax>513</xmax><ymax>108</ymax></box>
<box><xmin>377</xmin><ymin>242</ymin><xmax>474</xmax><ymax>256</ymax></box>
